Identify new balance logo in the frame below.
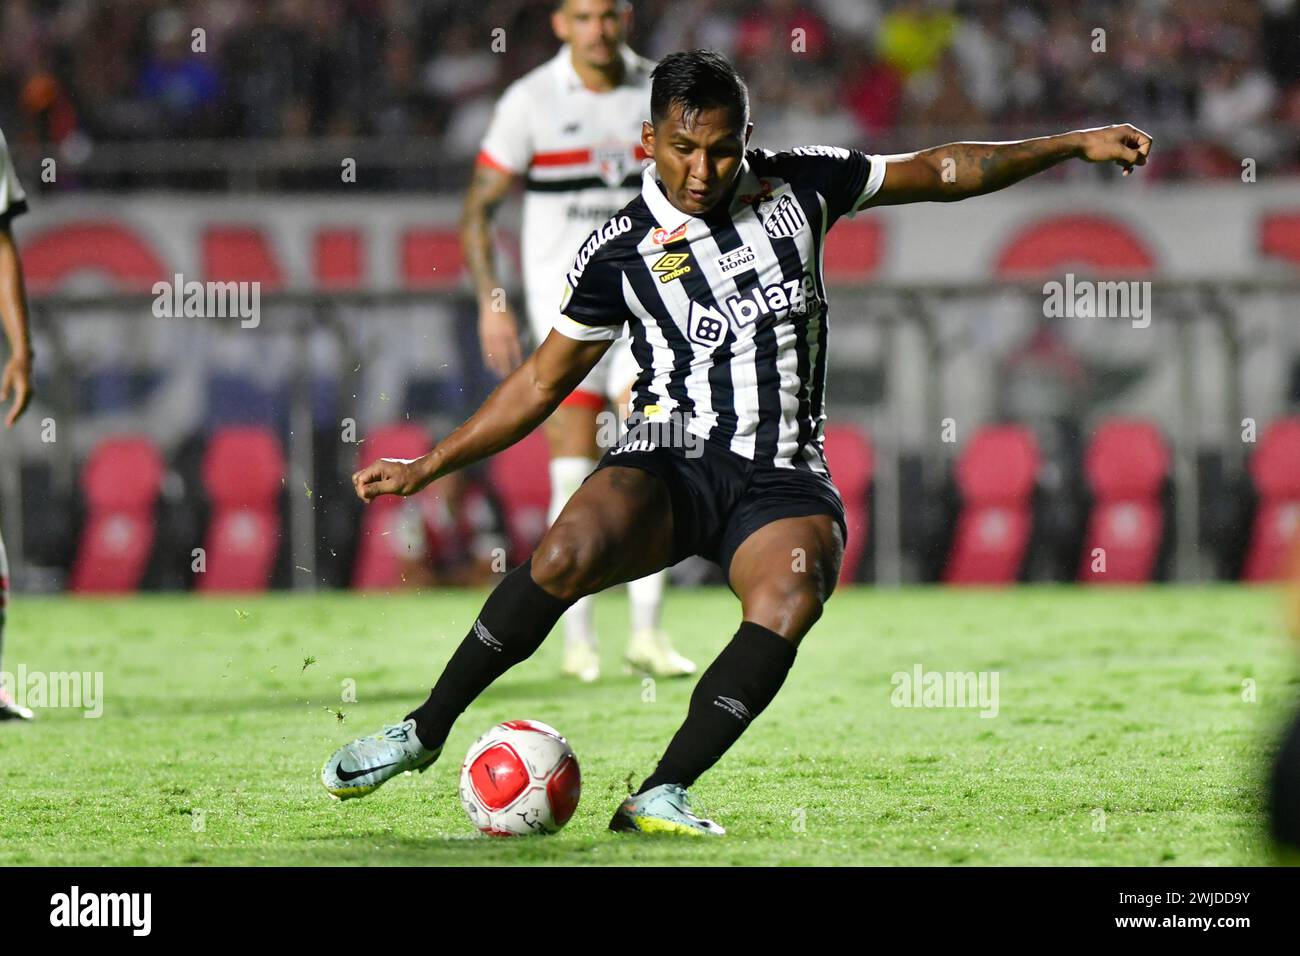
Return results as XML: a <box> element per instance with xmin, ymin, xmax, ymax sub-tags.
<box><xmin>474</xmin><ymin>620</ymin><xmax>503</xmax><ymax>652</ymax></box>
<box><xmin>713</xmin><ymin>696</ymin><xmax>752</xmax><ymax>722</ymax></box>
<box><xmin>762</xmin><ymin>194</ymin><xmax>806</xmax><ymax>238</ymax></box>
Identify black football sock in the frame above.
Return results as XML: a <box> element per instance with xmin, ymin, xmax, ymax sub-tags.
<box><xmin>636</xmin><ymin>621</ymin><xmax>797</xmax><ymax>795</ymax></box>
<box><xmin>405</xmin><ymin>558</ymin><xmax>572</xmax><ymax>751</ymax></box>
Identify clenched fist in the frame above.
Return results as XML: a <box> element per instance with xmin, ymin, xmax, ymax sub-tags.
<box><xmin>1075</xmin><ymin>124</ymin><xmax>1154</xmax><ymax>175</ymax></box>
<box><xmin>351</xmin><ymin>457</ymin><xmax>428</xmax><ymax>501</ymax></box>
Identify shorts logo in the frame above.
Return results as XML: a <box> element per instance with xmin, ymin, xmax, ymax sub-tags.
<box><xmin>762</xmin><ymin>194</ymin><xmax>806</xmax><ymax>239</ymax></box>
<box><xmin>716</xmin><ymin>245</ymin><xmax>756</xmax><ymax>276</ymax></box>
<box><xmin>687</xmin><ymin>300</ymin><xmax>729</xmax><ymax>348</ymax></box>
<box><xmin>713</xmin><ymin>696</ymin><xmax>752</xmax><ymax>722</ymax></box>
<box><xmin>652</xmin><ymin>222</ymin><xmax>689</xmax><ymax>245</ymax></box>
<box><xmin>652</xmin><ymin>251</ymin><xmax>692</xmax><ymax>284</ymax></box>
<box><xmin>610</xmin><ymin>439</ymin><xmax>658</xmax><ymax>455</ymax></box>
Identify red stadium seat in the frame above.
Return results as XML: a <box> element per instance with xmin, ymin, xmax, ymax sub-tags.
<box><xmin>351</xmin><ymin>423</ymin><xmax>434</xmax><ymax>590</ymax></box>
<box><xmin>197</xmin><ymin>427</ymin><xmax>284</xmax><ymax>592</ymax></box>
<box><xmin>822</xmin><ymin>424</ymin><xmax>874</xmax><ymax>584</ymax></box>
<box><xmin>70</xmin><ymin>436</ymin><xmax>164</xmax><ymax>593</ymax></box>
<box><xmin>1261</xmin><ymin>213</ymin><xmax>1300</xmax><ymax>267</ymax></box>
<box><xmin>944</xmin><ymin>425</ymin><xmax>1040</xmax><ymax>585</ymax></box>
<box><xmin>1244</xmin><ymin>418</ymin><xmax>1300</xmax><ymax>582</ymax></box>
<box><xmin>1079</xmin><ymin>419</ymin><xmax>1170</xmax><ymax>583</ymax></box>
<box><xmin>489</xmin><ymin>430</ymin><xmax>552</xmax><ymax>566</ymax></box>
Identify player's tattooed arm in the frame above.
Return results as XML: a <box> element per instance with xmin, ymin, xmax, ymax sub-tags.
<box><xmin>460</xmin><ymin>161</ymin><xmax>525</xmax><ymax>375</ymax></box>
<box><xmin>867</xmin><ymin>124</ymin><xmax>1154</xmax><ymax>207</ymax></box>
<box><xmin>0</xmin><ymin>224</ymin><xmax>34</xmax><ymax>427</ymax></box>
<box><xmin>351</xmin><ymin>332</ymin><xmax>612</xmax><ymax>501</ymax></box>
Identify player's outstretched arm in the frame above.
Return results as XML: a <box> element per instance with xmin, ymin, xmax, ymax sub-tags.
<box><xmin>866</xmin><ymin>124</ymin><xmax>1154</xmax><ymax>207</ymax></box>
<box><xmin>0</xmin><ymin>223</ymin><xmax>33</xmax><ymax>428</ymax></box>
<box><xmin>351</xmin><ymin>331</ymin><xmax>612</xmax><ymax>501</ymax></box>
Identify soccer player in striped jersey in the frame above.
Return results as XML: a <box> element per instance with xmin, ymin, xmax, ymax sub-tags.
<box><xmin>325</xmin><ymin>50</ymin><xmax>1153</xmax><ymax>834</ymax></box>
<box><xmin>0</xmin><ymin>126</ymin><xmax>35</xmax><ymax>721</ymax></box>
<box><xmin>461</xmin><ymin>0</ymin><xmax>693</xmax><ymax>683</ymax></box>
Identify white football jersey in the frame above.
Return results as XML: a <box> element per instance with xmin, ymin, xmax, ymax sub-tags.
<box><xmin>0</xmin><ymin>127</ymin><xmax>29</xmax><ymax>227</ymax></box>
<box><xmin>478</xmin><ymin>43</ymin><xmax>653</xmax><ymax>323</ymax></box>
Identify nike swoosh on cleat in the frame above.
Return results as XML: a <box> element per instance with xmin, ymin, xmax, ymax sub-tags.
<box><xmin>335</xmin><ymin>760</ymin><xmax>396</xmax><ymax>782</ymax></box>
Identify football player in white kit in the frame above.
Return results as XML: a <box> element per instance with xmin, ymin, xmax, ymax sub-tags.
<box><xmin>460</xmin><ymin>0</ymin><xmax>693</xmax><ymax>682</ymax></box>
<box><xmin>0</xmin><ymin>126</ymin><xmax>35</xmax><ymax>721</ymax></box>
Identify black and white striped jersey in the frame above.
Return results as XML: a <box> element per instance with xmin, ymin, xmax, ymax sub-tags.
<box><xmin>556</xmin><ymin>145</ymin><xmax>885</xmax><ymax>472</ymax></box>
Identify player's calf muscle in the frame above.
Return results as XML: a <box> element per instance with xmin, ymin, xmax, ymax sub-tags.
<box><xmin>731</xmin><ymin>518</ymin><xmax>844</xmax><ymax>643</ymax></box>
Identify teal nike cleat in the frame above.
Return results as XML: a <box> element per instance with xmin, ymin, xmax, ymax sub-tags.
<box><xmin>608</xmin><ymin>783</ymin><xmax>726</xmax><ymax>836</ymax></box>
<box><xmin>321</xmin><ymin>719</ymin><xmax>440</xmax><ymax>800</ymax></box>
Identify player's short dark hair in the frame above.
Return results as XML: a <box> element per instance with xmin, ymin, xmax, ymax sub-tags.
<box><xmin>650</xmin><ymin>50</ymin><xmax>749</xmax><ymax>132</ymax></box>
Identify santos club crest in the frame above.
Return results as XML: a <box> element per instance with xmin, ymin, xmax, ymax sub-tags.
<box><xmin>762</xmin><ymin>194</ymin><xmax>806</xmax><ymax>239</ymax></box>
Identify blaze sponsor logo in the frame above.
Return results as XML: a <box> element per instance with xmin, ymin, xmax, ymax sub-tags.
<box><xmin>687</xmin><ymin>299</ymin><xmax>729</xmax><ymax>347</ymax></box>
<box><xmin>723</xmin><ymin>273</ymin><xmax>819</xmax><ymax>329</ymax></box>
<box><xmin>762</xmin><ymin>194</ymin><xmax>807</xmax><ymax>239</ymax></box>
<box><xmin>651</xmin><ymin>221</ymin><xmax>688</xmax><ymax>245</ymax></box>
<box><xmin>716</xmin><ymin>245</ymin><xmax>756</xmax><ymax>276</ymax></box>
<box><xmin>652</xmin><ymin>251</ymin><xmax>692</xmax><ymax>284</ymax></box>
<box><xmin>684</xmin><ymin>273</ymin><xmax>820</xmax><ymax>346</ymax></box>
<box><xmin>566</xmin><ymin>215</ymin><xmax>634</xmax><ymax>286</ymax></box>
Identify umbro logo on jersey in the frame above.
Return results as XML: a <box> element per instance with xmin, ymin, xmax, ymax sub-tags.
<box><xmin>716</xmin><ymin>245</ymin><xmax>756</xmax><ymax>276</ymax></box>
<box><xmin>713</xmin><ymin>696</ymin><xmax>752</xmax><ymax>722</ymax></box>
<box><xmin>652</xmin><ymin>251</ymin><xmax>692</xmax><ymax>283</ymax></box>
<box><xmin>762</xmin><ymin>194</ymin><xmax>807</xmax><ymax>238</ymax></box>
<box><xmin>474</xmin><ymin>620</ymin><xmax>503</xmax><ymax>652</ymax></box>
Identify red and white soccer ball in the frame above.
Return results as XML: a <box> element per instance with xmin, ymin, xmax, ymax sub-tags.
<box><xmin>458</xmin><ymin>719</ymin><xmax>581</xmax><ymax>836</ymax></box>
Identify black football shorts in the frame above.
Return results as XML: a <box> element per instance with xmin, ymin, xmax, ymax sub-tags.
<box><xmin>589</xmin><ymin>420</ymin><xmax>847</xmax><ymax>575</ymax></box>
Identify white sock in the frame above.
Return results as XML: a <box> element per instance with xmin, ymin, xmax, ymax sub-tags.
<box><xmin>549</xmin><ymin>456</ymin><xmax>599</xmax><ymax>651</ymax></box>
<box><xmin>628</xmin><ymin>570</ymin><xmax>665</xmax><ymax>635</ymax></box>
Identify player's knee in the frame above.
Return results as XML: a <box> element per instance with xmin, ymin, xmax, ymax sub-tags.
<box><xmin>744</xmin><ymin>582</ymin><xmax>826</xmax><ymax>642</ymax></box>
<box><xmin>530</xmin><ymin>521</ymin><xmax>611</xmax><ymax>601</ymax></box>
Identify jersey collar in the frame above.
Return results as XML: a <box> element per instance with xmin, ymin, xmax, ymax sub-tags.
<box><xmin>640</xmin><ymin>155</ymin><xmax>760</xmax><ymax>232</ymax></box>
<box><xmin>554</xmin><ymin>43</ymin><xmax>646</xmax><ymax>92</ymax></box>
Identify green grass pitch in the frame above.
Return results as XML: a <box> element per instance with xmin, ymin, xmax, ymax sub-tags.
<box><xmin>1</xmin><ymin>585</ymin><xmax>1296</xmax><ymax>865</ymax></box>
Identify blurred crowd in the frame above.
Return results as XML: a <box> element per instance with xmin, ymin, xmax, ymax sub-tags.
<box><xmin>1</xmin><ymin>0</ymin><xmax>1298</xmax><ymax>181</ymax></box>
